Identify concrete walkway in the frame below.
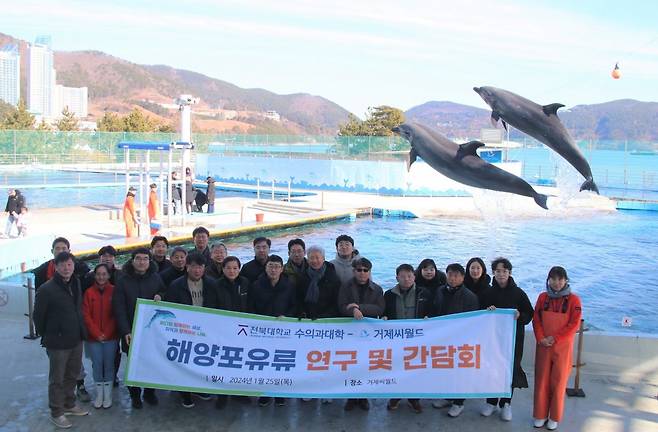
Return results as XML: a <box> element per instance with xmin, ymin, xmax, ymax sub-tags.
<box><xmin>1</xmin><ymin>314</ymin><xmax>657</xmax><ymax>431</ymax></box>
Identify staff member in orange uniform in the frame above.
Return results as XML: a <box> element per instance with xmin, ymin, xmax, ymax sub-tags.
<box><xmin>532</xmin><ymin>266</ymin><xmax>582</xmax><ymax>430</ymax></box>
<box><xmin>123</xmin><ymin>186</ymin><xmax>137</xmax><ymax>238</ymax></box>
<box><xmin>147</xmin><ymin>183</ymin><xmax>160</xmax><ymax>235</ymax></box>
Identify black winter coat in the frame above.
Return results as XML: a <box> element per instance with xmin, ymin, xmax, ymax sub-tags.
<box><xmin>295</xmin><ymin>262</ymin><xmax>341</xmax><ymax>319</ymax></box>
<box><xmin>34</xmin><ymin>258</ymin><xmax>90</xmax><ymax>290</ymax></box>
<box><xmin>479</xmin><ymin>276</ymin><xmax>534</xmax><ymax>388</ymax></box>
<box><xmin>248</xmin><ymin>274</ymin><xmax>296</xmax><ymax>317</ymax></box>
<box><xmin>432</xmin><ymin>284</ymin><xmax>479</xmax><ymax>317</ymax></box>
<box><xmin>160</xmin><ymin>266</ymin><xmax>186</xmax><ymax>288</ymax></box>
<box><xmin>240</xmin><ymin>258</ymin><xmax>267</xmax><ymax>284</ymax></box>
<box><xmin>112</xmin><ymin>260</ymin><xmax>166</xmax><ymax>338</ymax></box>
<box><xmin>154</xmin><ymin>257</ymin><xmax>172</xmax><ymax>274</ymax></box>
<box><xmin>217</xmin><ymin>275</ymin><xmax>250</xmax><ymax>313</ymax></box>
<box><xmin>166</xmin><ymin>275</ymin><xmax>220</xmax><ymax>309</ymax></box>
<box><xmin>204</xmin><ymin>261</ymin><xmax>223</xmax><ymax>280</ymax></box>
<box><xmin>34</xmin><ymin>273</ymin><xmax>86</xmax><ymax>349</ymax></box>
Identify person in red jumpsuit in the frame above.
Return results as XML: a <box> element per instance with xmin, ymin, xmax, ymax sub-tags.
<box><xmin>532</xmin><ymin>266</ymin><xmax>582</xmax><ymax>430</ymax></box>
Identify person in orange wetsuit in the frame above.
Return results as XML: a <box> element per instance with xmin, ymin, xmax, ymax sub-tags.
<box><xmin>532</xmin><ymin>266</ymin><xmax>582</xmax><ymax>430</ymax></box>
<box><xmin>123</xmin><ymin>187</ymin><xmax>137</xmax><ymax>238</ymax></box>
<box><xmin>147</xmin><ymin>183</ymin><xmax>160</xmax><ymax>235</ymax></box>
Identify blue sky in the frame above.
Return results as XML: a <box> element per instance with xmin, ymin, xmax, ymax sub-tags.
<box><xmin>2</xmin><ymin>0</ymin><xmax>657</xmax><ymax>117</ymax></box>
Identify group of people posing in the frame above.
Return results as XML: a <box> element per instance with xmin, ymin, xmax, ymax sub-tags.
<box><xmin>33</xmin><ymin>227</ymin><xmax>582</xmax><ymax>430</ymax></box>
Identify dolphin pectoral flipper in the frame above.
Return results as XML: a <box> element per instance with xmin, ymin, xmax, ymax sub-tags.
<box><xmin>501</xmin><ymin>120</ymin><xmax>508</xmax><ymax>131</ymax></box>
<box><xmin>407</xmin><ymin>147</ymin><xmax>418</xmax><ymax>172</ymax></box>
<box><xmin>457</xmin><ymin>141</ymin><xmax>485</xmax><ymax>159</ymax></box>
<box><xmin>490</xmin><ymin>111</ymin><xmax>500</xmax><ymax>127</ymax></box>
<box><xmin>542</xmin><ymin>103</ymin><xmax>565</xmax><ymax>116</ymax></box>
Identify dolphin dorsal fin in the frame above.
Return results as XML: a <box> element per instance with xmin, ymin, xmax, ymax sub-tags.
<box><xmin>457</xmin><ymin>140</ymin><xmax>485</xmax><ymax>159</ymax></box>
<box><xmin>407</xmin><ymin>147</ymin><xmax>418</xmax><ymax>172</ymax></box>
<box><xmin>542</xmin><ymin>103</ymin><xmax>565</xmax><ymax>116</ymax></box>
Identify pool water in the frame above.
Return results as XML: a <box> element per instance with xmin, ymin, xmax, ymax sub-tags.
<box><xmin>167</xmin><ymin>210</ymin><xmax>656</xmax><ymax>335</ymax></box>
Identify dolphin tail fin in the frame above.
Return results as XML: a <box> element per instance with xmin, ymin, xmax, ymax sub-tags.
<box><xmin>534</xmin><ymin>193</ymin><xmax>549</xmax><ymax>210</ymax></box>
<box><xmin>580</xmin><ymin>178</ymin><xmax>600</xmax><ymax>194</ymax></box>
<box><xmin>407</xmin><ymin>148</ymin><xmax>418</xmax><ymax>172</ymax></box>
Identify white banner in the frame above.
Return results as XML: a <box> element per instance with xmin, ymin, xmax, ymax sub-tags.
<box><xmin>125</xmin><ymin>300</ymin><xmax>516</xmax><ymax>398</ymax></box>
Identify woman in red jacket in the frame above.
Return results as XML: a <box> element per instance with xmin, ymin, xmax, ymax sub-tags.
<box><xmin>532</xmin><ymin>266</ymin><xmax>582</xmax><ymax>430</ymax></box>
<box><xmin>83</xmin><ymin>264</ymin><xmax>118</xmax><ymax>409</ymax></box>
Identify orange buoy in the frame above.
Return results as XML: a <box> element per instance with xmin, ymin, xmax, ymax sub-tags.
<box><xmin>611</xmin><ymin>62</ymin><xmax>621</xmax><ymax>79</ymax></box>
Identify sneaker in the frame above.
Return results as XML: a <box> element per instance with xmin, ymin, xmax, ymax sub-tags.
<box><xmin>546</xmin><ymin>419</ymin><xmax>559</xmax><ymax>430</ymax></box>
<box><xmin>408</xmin><ymin>399</ymin><xmax>423</xmax><ymax>414</ymax></box>
<box><xmin>76</xmin><ymin>383</ymin><xmax>91</xmax><ymax>403</ymax></box>
<box><xmin>131</xmin><ymin>396</ymin><xmax>143</xmax><ymax>409</ymax></box>
<box><xmin>344</xmin><ymin>399</ymin><xmax>357</xmax><ymax>411</ymax></box>
<box><xmin>481</xmin><ymin>403</ymin><xmax>497</xmax><ymax>417</ymax></box>
<box><xmin>534</xmin><ymin>418</ymin><xmax>547</xmax><ymax>428</ymax></box>
<box><xmin>275</xmin><ymin>397</ymin><xmax>286</xmax><ymax>406</ymax></box>
<box><xmin>387</xmin><ymin>399</ymin><xmax>401</xmax><ymax>411</ymax></box>
<box><xmin>50</xmin><ymin>415</ymin><xmax>72</xmax><ymax>429</ymax></box>
<box><xmin>358</xmin><ymin>399</ymin><xmax>370</xmax><ymax>411</ymax></box>
<box><xmin>143</xmin><ymin>391</ymin><xmax>158</xmax><ymax>406</ymax></box>
<box><xmin>258</xmin><ymin>397</ymin><xmax>273</xmax><ymax>407</ymax></box>
<box><xmin>195</xmin><ymin>393</ymin><xmax>212</xmax><ymax>401</ymax></box>
<box><xmin>64</xmin><ymin>405</ymin><xmax>89</xmax><ymax>416</ymax></box>
<box><xmin>321</xmin><ymin>398</ymin><xmax>332</xmax><ymax>404</ymax></box>
<box><xmin>447</xmin><ymin>403</ymin><xmax>464</xmax><ymax>417</ymax></box>
<box><xmin>215</xmin><ymin>395</ymin><xmax>228</xmax><ymax>409</ymax></box>
<box><xmin>432</xmin><ymin>399</ymin><xmax>451</xmax><ymax>409</ymax></box>
<box><xmin>500</xmin><ymin>403</ymin><xmax>512</xmax><ymax>421</ymax></box>
<box><xmin>181</xmin><ymin>393</ymin><xmax>195</xmax><ymax>408</ymax></box>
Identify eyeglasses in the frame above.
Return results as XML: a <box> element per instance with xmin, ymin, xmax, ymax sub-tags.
<box><xmin>354</xmin><ymin>268</ymin><xmax>370</xmax><ymax>273</ymax></box>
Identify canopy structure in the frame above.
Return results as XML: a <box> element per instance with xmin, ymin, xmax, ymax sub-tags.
<box><xmin>117</xmin><ymin>141</ymin><xmax>195</xmax><ymax>232</ymax></box>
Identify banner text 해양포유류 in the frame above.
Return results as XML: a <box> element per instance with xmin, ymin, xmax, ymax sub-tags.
<box><xmin>125</xmin><ymin>299</ymin><xmax>516</xmax><ymax>398</ymax></box>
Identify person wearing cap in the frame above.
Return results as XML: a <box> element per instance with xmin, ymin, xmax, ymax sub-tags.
<box><xmin>206</xmin><ymin>176</ymin><xmax>216</xmax><ymax>214</ymax></box>
<box><xmin>123</xmin><ymin>187</ymin><xmax>138</xmax><ymax>238</ymax></box>
<box><xmin>338</xmin><ymin>257</ymin><xmax>384</xmax><ymax>412</ymax></box>
<box><xmin>330</xmin><ymin>234</ymin><xmax>361</xmax><ymax>286</ymax></box>
<box><xmin>147</xmin><ymin>183</ymin><xmax>160</xmax><ymax>235</ymax></box>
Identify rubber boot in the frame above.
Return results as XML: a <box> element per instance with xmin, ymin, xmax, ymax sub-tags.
<box><xmin>103</xmin><ymin>382</ymin><xmax>113</xmax><ymax>408</ymax></box>
<box><xmin>93</xmin><ymin>383</ymin><xmax>103</xmax><ymax>409</ymax></box>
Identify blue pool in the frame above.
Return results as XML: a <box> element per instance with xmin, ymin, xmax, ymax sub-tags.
<box><xmin>173</xmin><ymin>210</ymin><xmax>655</xmax><ymax>335</ymax></box>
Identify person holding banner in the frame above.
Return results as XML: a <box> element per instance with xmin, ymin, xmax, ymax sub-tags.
<box><xmin>249</xmin><ymin>254</ymin><xmax>296</xmax><ymax>407</ymax></box>
<box><xmin>429</xmin><ymin>263</ymin><xmax>479</xmax><ymax>417</ymax></box>
<box><xmin>532</xmin><ymin>266</ymin><xmax>582</xmax><ymax>430</ymax></box>
<box><xmin>338</xmin><ymin>257</ymin><xmax>384</xmax><ymax>412</ymax></box>
<box><xmin>112</xmin><ymin>248</ymin><xmax>166</xmax><ymax>409</ymax></box>
<box><xmin>166</xmin><ymin>252</ymin><xmax>221</xmax><ymax>409</ymax></box>
<box><xmin>383</xmin><ymin>263</ymin><xmax>434</xmax><ymax>414</ymax></box>
<box><xmin>480</xmin><ymin>257</ymin><xmax>534</xmax><ymax>422</ymax></box>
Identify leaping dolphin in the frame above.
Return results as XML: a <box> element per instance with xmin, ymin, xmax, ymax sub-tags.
<box><xmin>146</xmin><ymin>309</ymin><xmax>176</xmax><ymax>328</ymax></box>
<box><xmin>473</xmin><ymin>86</ymin><xmax>599</xmax><ymax>194</ymax></box>
<box><xmin>393</xmin><ymin>122</ymin><xmax>549</xmax><ymax>209</ymax></box>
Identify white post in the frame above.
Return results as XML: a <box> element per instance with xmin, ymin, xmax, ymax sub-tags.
<box><xmin>257</xmin><ymin>178</ymin><xmax>260</xmax><ymax>200</ymax></box>
<box><xmin>125</xmin><ymin>148</ymin><xmax>130</xmax><ymax>192</ymax></box>
<box><xmin>167</xmin><ymin>146</ymin><xmax>173</xmax><ymax>229</ymax></box>
<box><xmin>271</xmin><ymin>179</ymin><xmax>275</xmax><ymax>201</ymax></box>
<box><xmin>138</xmin><ymin>153</ymin><xmax>144</xmax><ymax>235</ymax></box>
<box><xmin>181</xmin><ymin>152</ymin><xmax>186</xmax><ymax>227</ymax></box>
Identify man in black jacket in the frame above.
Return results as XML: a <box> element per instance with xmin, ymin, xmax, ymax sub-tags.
<box><xmin>3</xmin><ymin>188</ymin><xmax>18</xmax><ymax>237</ymax></box>
<box><xmin>112</xmin><ymin>247</ymin><xmax>166</xmax><ymax>409</ymax></box>
<box><xmin>150</xmin><ymin>236</ymin><xmax>172</xmax><ymax>274</ymax></box>
<box><xmin>190</xmin><ymin>226</ymin><xmax>211</xmax><ymax>262</ymax></box>
<box><xmin>431</xmin><ymin>263</ymin><xmax>479</xmax><ymax>418</ymax></box>
<box><xmin>166</xmin><ymin>252</ymin><xmax>220</xmax><ymax>408</ymax></box>
<box><xmin>160</xmin><ymin>246</ymin><xmax>187</xmax><ymax>288</ymax></box>
<box><xmin>249</xmin><ymin>255</ymin><xmax>295</xmax><ymax>408</ymax></box>
<box><xmin>383</xmin><ymin>263</ymin><xmax>434</xmax><ymax>414</ymax></box>
<box><xmin>33</xmin><ymin>236</ymin><xmax>91</xmax><ymax>401</ymax></box>
<box><xmin>34</xmin><ymin>252</ymin><xmax>89</xmax><ymax>428</ymax></box>
<box><xmin>240</xmin><ymin>237</ymin><xmax>270</xmax><ymax>283</ymax></box>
